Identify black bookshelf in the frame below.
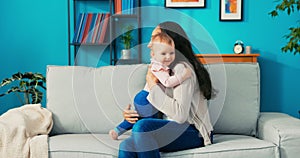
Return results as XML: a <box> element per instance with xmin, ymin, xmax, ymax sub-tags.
<box><xmin>67</xmin><ymin>0</ymin><xmax>141</xmax><ymax>65</ymax></box>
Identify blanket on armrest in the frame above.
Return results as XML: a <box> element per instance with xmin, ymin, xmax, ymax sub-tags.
<box><xmin>0</xmin><ymin>104</ymin><xmax>53</xmax><ymax>158</ymax></box>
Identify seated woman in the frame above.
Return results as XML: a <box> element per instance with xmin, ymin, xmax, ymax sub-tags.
<box><xmin>109</xmin><ymin>32</ymin><xmax>191</xmax><ymax>140</ymax></box>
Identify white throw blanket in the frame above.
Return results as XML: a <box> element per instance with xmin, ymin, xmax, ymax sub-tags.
<box><xmin>0</xmin><ymin>104</ymin><xmax>53</xmax><ymax>158</ymax></box>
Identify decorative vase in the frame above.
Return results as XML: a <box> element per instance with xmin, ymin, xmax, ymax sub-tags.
<box><xmin>121</xmin><ymin>49</ymin><xmax>131</xmax><ymax>59</ymax></box>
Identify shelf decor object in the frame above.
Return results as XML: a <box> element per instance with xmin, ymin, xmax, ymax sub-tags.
<box><xmin>165</xmin><ymin>0</ymin><xmax>205</xmax><ymax>8</ymax></box>
<box><xmin>120</xmin><ymin>25</ymin><xmax>134</xmax><ymax>59</ymax></box>
<box><xmin>220</xmin><ymin>0</ymin><xmax>243</xmax><ymax>21</ymax></box>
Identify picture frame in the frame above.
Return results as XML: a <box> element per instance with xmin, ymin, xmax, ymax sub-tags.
<box><xmin>165</xmin><ymin>0</ymin><xmax>205</xmax><ymax>8</ymax></box>
<box><xmin>220</xmin><ymin>0</ymin><xmax>243</xmax><ymax>21</ymax></box>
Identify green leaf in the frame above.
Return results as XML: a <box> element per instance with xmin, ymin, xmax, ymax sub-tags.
<box><xmin>269</xmin><ymin>10</ymin><xmax>279</xmax><ymax>17</ymax></box>
<box><xmin>33</xmin><ymin>73</ymin><xmax>45</xmax><ymax>80</ymax></box>
<box><xmin>0</xmin><ymin>86</ymin><xmax>23</xmax><ymax>97</ymax></box>
<box><xmin>22</xmin><ymin>72</ymin><xmax>33</xmax><ymax>79</ymax></box>
<box><xmin>12</xmin><ymin>72</ymin><xmax>23</xmax><ymax>80</ymax></box>
<box><xmin>37</xmin><ymin>81</ymin><xmax>46</xmax><ymax>89</ymax></box>
<box><xmin>0</xmin><ymin>78</ymin><xmax>13</xmax><ymax>87</ymax></box>
<box><xmin>27</xmin><ymin>88</ymin><xmax>43</xmax><ymax>104</ymax></box>
<box><xmin>10</xmin><ymin>86</ymin><xmax>23</xmax><ymax>93</ymax></box>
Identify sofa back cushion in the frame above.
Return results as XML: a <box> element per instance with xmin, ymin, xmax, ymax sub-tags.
<box><xmin>47</xmin><ymin>64</ymin><xmax>147</xmax><ymax>134</ymax></box>
<box><xmin>47</xmin><ymin>63</ymin><xmax>260</xmax><ymax>136</ymax></box>
<box><xmin>207</xmin><ymin>63</ymin><xmax>260</xmax><ymax>136</ymax></box>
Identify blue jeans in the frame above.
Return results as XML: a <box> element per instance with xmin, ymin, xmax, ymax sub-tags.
<box><xmin>118</xmin><ymin>118</ymin><xmax>213</xmax><ymax>158</ymax></box>
<box><xmin>115</xmin><ymin>90</ymin><xmax>159</xmax><ymax>136</ymax></box>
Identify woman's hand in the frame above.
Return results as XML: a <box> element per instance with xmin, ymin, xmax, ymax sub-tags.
<box><xmin>123</xmin><ymin>104</ymin><xmax>139</xmax><ymax>124</ymax></box>
<box><xmin>146</xmin><ymin>66</ymin><xmax>159</xmax><ymax>90</ymax></box>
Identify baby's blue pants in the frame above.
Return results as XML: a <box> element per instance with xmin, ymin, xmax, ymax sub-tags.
<box><xmin>114</xmin><ymin>90</ymin><xmax>158</xmax><ymax>136</ymax></box>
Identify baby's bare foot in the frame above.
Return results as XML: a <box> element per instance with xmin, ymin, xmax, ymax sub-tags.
<box><xmin>109</xmin><ymin>130</ymin><xmax>118</xmax><ymax>140</ymax></box>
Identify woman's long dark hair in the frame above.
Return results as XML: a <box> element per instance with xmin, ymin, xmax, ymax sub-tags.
<box><xmin>158</xmin><ymin>21</ymin><xmax>213</xmax><ymax>100</ymax></box>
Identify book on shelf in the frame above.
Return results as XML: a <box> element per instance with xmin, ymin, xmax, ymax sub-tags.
<box><xmin>115</xmin><ymin>0</ymin><xmax>122</xmax><ymax>14</ymax></box>
<box><xmin>81</xmin><ymin>13</ymin><xmax>93</xmax><ymax>44</ymax></box>
<box><xmin>96</xmin><ymin>14</ymin><xmax>105</xmax><ymax>43</ymax></box>
<box><xmin>72</xmin><ymin>13</ymin><xmax>110</xmax><ymax>44</ymax></box>
<box><xmin>114</xmin><ymin>0</ymin><xmax>136</xmax><ymax>15</ymax></box>
<box><xmin>91</xmin><ymin>14</ymin><xmax>102</xmax><ymax>43</ymax></box>
<box><xmin>72</xmin><ymin>13</ymin><xmax>84</xmax><ymax>43</ymax></box>
<box><xmin>98</xmin><ymin>13</ymin><xmax>110</xmax><ymax>44</ymax></box>
<box><xmin>77</xmin><ymin>13</ymin><xmax>88</xmax><ymax>43</ymax></box>
<box><xmin>95</xmin><ymin>14</ymin><xmax>105</xmax><ymax>44</ymax></box>
<box><xmin>86</xmin><ymin>13</ymin><xmax>97</xmax><ymax>43</ymax></box>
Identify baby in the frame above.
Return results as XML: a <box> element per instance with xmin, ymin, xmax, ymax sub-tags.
<box><xmin>109</xmin><ymin>32</ymin><xmax>191</xmax><ymax>140</ymax></box>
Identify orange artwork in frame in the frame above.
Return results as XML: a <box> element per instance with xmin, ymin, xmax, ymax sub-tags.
<box><xmin>220</xmin><ymin>0</ymin><xmax>243</xmax><ymax>21</ymax></box>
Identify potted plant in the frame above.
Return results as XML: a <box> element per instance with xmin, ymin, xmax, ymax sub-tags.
<box><xmin>269</xmin><ymin>0</ymin><xmax>300</xmax><ymax>55</ymax></box>
<box><xmin>0</xmin><ymin>72</ymin><xmax>46</xmax><ymax>104</ymax></box>
<box><xmin>120</xmin><ymin>25</ymin><xmax>134</xmax><ymax>59</ymax></box>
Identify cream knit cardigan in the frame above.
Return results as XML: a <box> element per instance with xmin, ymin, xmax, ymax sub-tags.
<box><xmin>147</xmin><ymin>62</ymin><xmax>213</xmax><ymax>145</ymax></box>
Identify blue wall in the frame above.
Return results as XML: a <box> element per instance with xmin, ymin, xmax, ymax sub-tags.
<box><xmin>0</xmin><ymin>0</ymin><xmax>299</xmax><ymax>117</ymax></box>
<box><xmin>0</xmin><ymin>0</ymin><xmax>68</xmax><ymax>113</ymax></box>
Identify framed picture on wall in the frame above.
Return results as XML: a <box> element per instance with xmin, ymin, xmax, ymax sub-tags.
<box><xmin>165</xmin><ymin>0</ymin><xmax>205</xmax><ymax>8</ymax></box>
<box><xmin>220</xmin><ymin>0</ymin><xmax>243</xmax><ymax>21</ymax></box>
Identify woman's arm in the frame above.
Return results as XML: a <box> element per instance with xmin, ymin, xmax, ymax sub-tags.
<box><xmin>147</xmin><ymin>64</ymin><xmax>195</xmax><ymax>123</ymax></box>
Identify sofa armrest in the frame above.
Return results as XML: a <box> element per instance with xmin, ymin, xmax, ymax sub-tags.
<box><xmin>257</xmin><ymin>112</ymin><xmax>300</xmax><ymax>158</ymax></box>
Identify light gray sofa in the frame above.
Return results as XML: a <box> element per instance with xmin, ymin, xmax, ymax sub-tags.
<box><xmin>46</xmin><ymin>63</ymin><xmax>300</xmax><ymax>158</ymax></box>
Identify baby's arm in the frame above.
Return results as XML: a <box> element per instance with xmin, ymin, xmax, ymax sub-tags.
<box><xmin>180</xmin><ymin>66</ymin><xmax>192</xmax><ymax>82</ymax></box>
<box><xmin>152</xmin><ymin>63</ymin><xmax>192</xmax><ymax>88</ymax></box>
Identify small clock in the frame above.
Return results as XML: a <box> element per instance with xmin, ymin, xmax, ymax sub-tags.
<box><xmin>233</xmin><ymin>40</ymin><xmax>244</xmax><ymax>54</ymax></box>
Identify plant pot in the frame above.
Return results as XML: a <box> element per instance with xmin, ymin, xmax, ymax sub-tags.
<box><xmin>121</xmin><ymin>49</ymin><xmax>131</xmax><ymax>59</ymax></box>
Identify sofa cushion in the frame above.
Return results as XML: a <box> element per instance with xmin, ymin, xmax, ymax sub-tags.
<box><xmin>46</xmin><ymin>64</ymin><xmax>147</xmax><ymax>134</ymax></box>
<box><xmin>207</xmin><ymin>63</ymin><xmax>260</xmax><ymax>136</ymax></box>
<box><xmin>48</xmin><ymin>134</ymin><xmax>277</xmax><ymax>158</ymax></box>
<box><xmin>48</xmin><ymin>134</ymin><xmax>127</xmax><ymax>157</ymax></box>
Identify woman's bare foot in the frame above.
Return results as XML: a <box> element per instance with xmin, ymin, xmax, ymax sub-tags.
<box><xmin>109</xmin><ymin>129</ymin><xmax>118</xmax><ymax>140</ymax></box>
